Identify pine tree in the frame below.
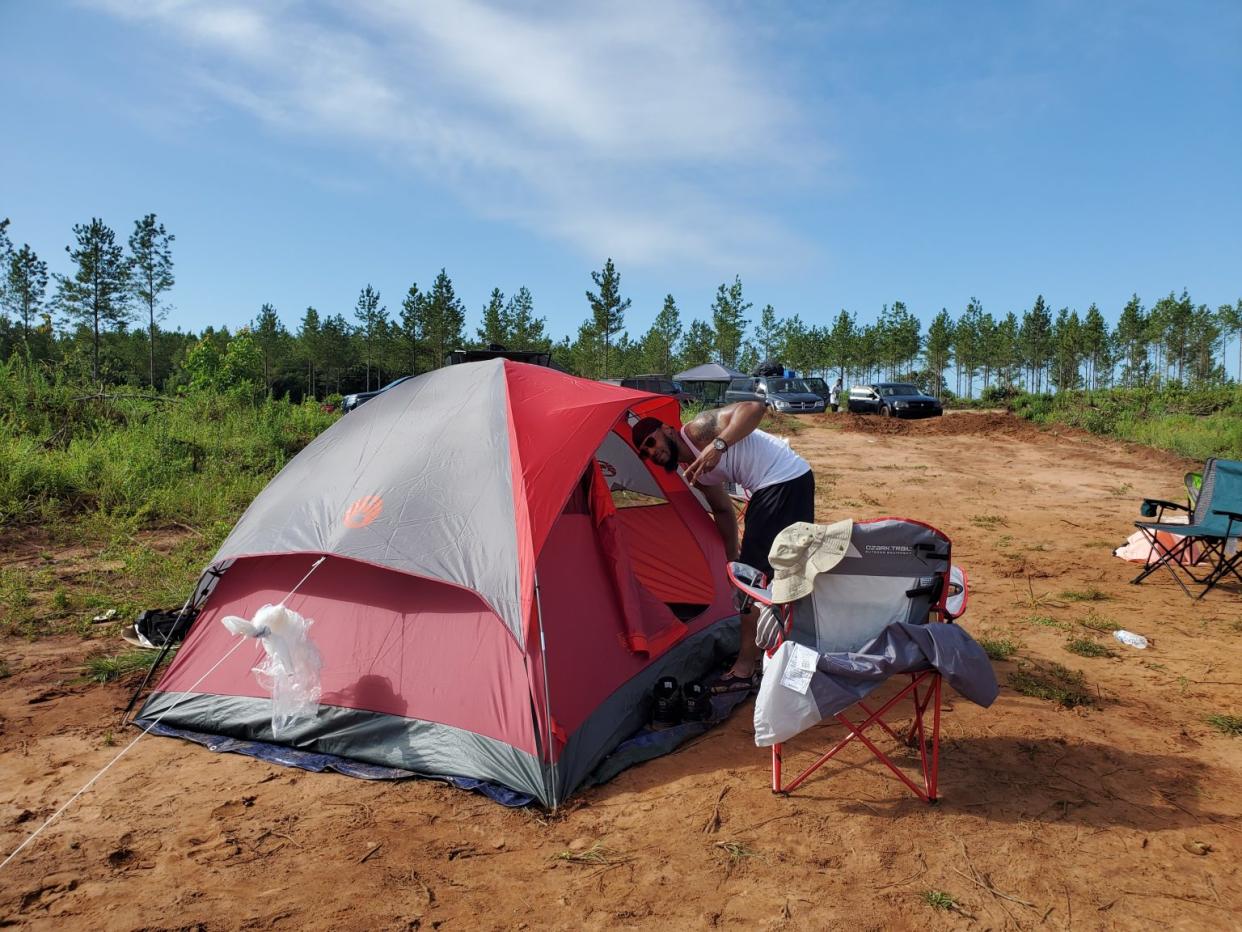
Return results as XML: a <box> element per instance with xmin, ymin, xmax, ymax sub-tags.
<box><xmin>399</xmin><ymin>283</ymin><xmax>425</xmax><ymax>375</ymax></box>
<box><xmin>5</xmin><ymin>244</ymin><xmax>49</xmax><ymax>345</ymax></box>
<box><xmin>568</xmin><ymin>318</ymin><xmax>602</xmax><ymax>377</ymax></box>
<box><xmin>127</xmin><ymin>214</ymin><xmax>175</xmax><ymax>388</ymax></box>
<box><xmin>1019</xmin><ymin>295</ymin><xmax>1053</xmax><ymax>391</ymax></box>
<box><xmin>711</xmin><ymin>276</ymin><xmax>750</xmax><ymax>367</ymax></box>
<box><xmin>1080</xmin><ymin>304</ymin><xmax>1111</xmax><ymax>389</ymax></box>
<box><xmin>1114</xmin><ymin>294</ymin><xmax>1148</xmax><ymax>387</ymax></box>
<box><xmin>320</xmin><ymin>314</ymin><xmax>354</xmax><ymax>394</ymax></box>
<box><xmin>55</xmin><ymin>218</ymin><xmax>133</xmax><ymax>384</ymax></box>
<box><xmin>586</xmin><ymin>258</ymin><xmax>630</xmax><ymax>377</ymax></box>
<box><xmin>477</xmin><ymin>287</ymin><xmax>509</xmax><ymax>347</ymax></box>
<box><xmin>0</xmin><ymin>218</ymin><xmax>12</xmax><ymax>310</ymax></box>
<box><xmin>252</xmin><ymin>303</ymin><xmax>288</xmax><ymax>394</ymax></box>
<box><xmin>757</xmin><ymin>304</ymin><xmax>779</xmax><ymax>359</ymax></box>
<box><xmin>297</xmin><ymin>307</ymin><xmax>322</xmax><ymax>399</ymax></box>
<box><xmin>1218</xmin><ymin>299</ymin><xmax>1242</xmax><ymax>382</ymax></box>
<box><xmin>639</xmin><ymin>294</ymin><xmax>683</xmax><ymax>374</ymax></box>
<box><xmin>995</xmin><ymin>312</ymin><xmax>1021</xmax><ymax>388</ymax></box>
<box><xmin>506</xmin><ymin>287</ymin><xmax>549</xmax><ymax>350</ymax></box>
<box><xmin>827</xmin><ymin>311</ymin><xmax>857</xmax><ymax>382</ymax></box>
<box><xmin>423</xmin><ymin>269</ymin><xmax>466</xmax><ymax>368</ymax></box>
<box><xmin>680</xmin><ymin>319</ymin><xmax>715</xmax><ymax>368</ymax></box>
<box><xmin>924</xmin><ymin>309</ymin><xmax>954</xmax><ymax>398</ymax></box>
<box><xmin>354</xmin><ymin>284</ymin><xmax>387</xmax><ymax>390</ymax></box>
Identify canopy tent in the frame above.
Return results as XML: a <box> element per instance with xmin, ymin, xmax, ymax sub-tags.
<box><xmin>674</xmin><ymin>363</ymin><xmax>747</xmax><ymax>406</ymax></box>
<box><xmin>139</xmin><ymin>360</ymin><xmax>739</xmax><ymax>806</ymax></box>
<box><xmin>674</xmin><ymin>363</ymin><xmax>747</xmax><ymax>382</ymax></box>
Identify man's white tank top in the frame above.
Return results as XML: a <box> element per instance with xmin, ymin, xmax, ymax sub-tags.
<box><xmin>680</xmin><ymin>426</ymin><xmax>810</xmax><ymax>493</ymax></box>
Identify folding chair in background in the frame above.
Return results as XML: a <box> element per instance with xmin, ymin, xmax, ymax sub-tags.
<box><xmin>728</xmin><ymin>518</ymin><xmax>994</xmax><ymax>803</ymax></box>
<box><xmin>1133</xmin><ymin>458</ymin><xmax>1242</xmax><ymax>599</ymax></box>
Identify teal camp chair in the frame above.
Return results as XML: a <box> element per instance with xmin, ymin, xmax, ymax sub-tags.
<box><xmin>1133</xmin><ymin>458</ymin><xmax>1242</xmax><ymax>599</ymax></box>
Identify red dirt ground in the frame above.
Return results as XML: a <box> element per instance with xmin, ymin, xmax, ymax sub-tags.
<box><xmin>2</xmin><ymin>412</ymin><xmax>1240</xmax><ymax>930</ymax></box>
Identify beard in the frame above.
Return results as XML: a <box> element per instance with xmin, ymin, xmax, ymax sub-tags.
<box><xmin>660</xmin><ymin>453</ymin><xmax>678</xmax><ymax>473</ymax></box>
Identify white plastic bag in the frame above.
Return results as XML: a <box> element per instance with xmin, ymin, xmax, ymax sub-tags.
<box><xmin>753</xmin><ymin>641</ymin><xmax>824</xmax><ymax>747</ymax></box>
<box><xmin>222</xmin><ymin>603</ymin><xmax>322</xmax><ymax>736</ymax></box>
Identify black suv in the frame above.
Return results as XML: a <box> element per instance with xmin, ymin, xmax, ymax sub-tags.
<box><xmin>342</xmin><ymin>376</ymin><xmax>414</xmax><ymax>413</ymax></box>
<box><xmin>847</xmin><ymin>383</ymin><xmax>942</xmax><ymax>418</ymax></box>
<box><xmin>725</xmin><ymin>377</ymin><xmax>826</xmax><ymax>413</ymax></box>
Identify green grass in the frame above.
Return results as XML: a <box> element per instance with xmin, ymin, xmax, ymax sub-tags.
<box><xmin>0</xmin><ymin>360</ymin><xmax>335</xmax><ymax>528</ymax></box>
<box><xmin>1077</xmin><ymin>609</ymin><xmax>1117</xmax><ymax>633</ymax></box>
<box><xmin>1060</xmin><ymin>586</ymin><xmax>1111</xmax><ymax>602</ymax></box>
<box><xmin>1011</xmin><ymin>386</ymin><xmax>1242</xmax><ymax>460</ymax></box>
<box><xmin>1065</xmin><ymin>637</ymin><xmax>1116</xmax><ymax>659</ymax></box>
<box><xmin>1009</xmin><ymin>661</ymin><xmax>1094</xmax><ymax>708</ymax></box>
<box><xmin>1027</xmin><ymin>614</ymin><xmax>1069</xmax><ymax>629</ymax></box>
<box><xmin>970</xmin><ymin>513</ymin><xmax>1008</xmax><ymax>529</ymax></box>
<box><xmin>1206</xmin><ymin>714</ymin><xmax>1242</xmax><ymax>736</ymax></box>
<box><xmin>921</xmin><ymin>890</ymin><xmax>958</xmax><ymax>911</ymax></box>
<box><xmin>978</xmin><ymin>636</ymin><xmax>1019</xmax><ymax>661</ymax></box>
<box><xmin>0</xmin><ymin>361</ymin><xmax>335</xmax><ymax>639</ymax></box>
<box><xmin>82</xmin><ymin>649</ymin><xmax>166</xmax><ymax>684</ymax></box>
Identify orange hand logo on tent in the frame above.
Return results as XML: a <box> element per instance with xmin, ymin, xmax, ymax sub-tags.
<box><xmin>344</xmin><ymin>495</ymin><xmax>383</xmax><ymax>528</ymax></box>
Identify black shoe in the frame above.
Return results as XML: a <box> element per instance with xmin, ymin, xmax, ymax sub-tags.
<box><xmin>682</xmin><ymin>682</ymin><xmax>712</xmax><ymax>722</ymax></box>
<box><xmin>651</xmin><ymin>676</ymin><xmax>684</xmax><ymax>729</ymax></box>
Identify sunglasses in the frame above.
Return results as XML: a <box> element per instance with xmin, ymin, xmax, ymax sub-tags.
<box><xmin>637</xmin><ymin>435</ymin><xmax>659</xmax><ymax>459</ymax></box>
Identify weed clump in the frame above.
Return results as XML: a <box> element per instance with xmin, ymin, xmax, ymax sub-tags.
<box><xmin>979</xmin><ymin>637</ymin><xmax>1019</xmax><ymax>661</ymax></box>
<box><xmin>1065</xmin><ymin>637</ymin><xmax>1116</xmax><ymax>659</ymax></box>
<box><xmin>1009</xmin><ymin>661</ymin><xmax>1094</xmax><ymax>708</ymax></box>
<box><xmin>1061</xmin><ymin>586</ymin><xmax>1111</xmax><ymax>602</ymax></box>
<box><xmin>83</xmin><ymin>649</ymin><xmax>165</xmax><ymax>684</ymax></box>
<box><xmin>1207</xmin><ymin>714</ymin><xmax>1242</xmax><ymax>737</ymax></box>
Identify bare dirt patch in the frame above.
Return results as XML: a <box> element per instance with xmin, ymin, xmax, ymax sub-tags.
<box><xmin>2</xmin><ymin>412</ymin><xmax>1240</xmax><ymax>929</ymax></box>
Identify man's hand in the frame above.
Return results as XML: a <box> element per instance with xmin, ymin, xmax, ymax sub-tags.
<box><xmin>683</xmin><ymin>444</ymin><xmax>722</xmax><ymax>485</ymax></box>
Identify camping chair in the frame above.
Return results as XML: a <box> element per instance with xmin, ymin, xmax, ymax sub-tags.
<box><xmin>727</xmin><ymin>518</ymin><xmax>973</xmax><ymax>803</ymax></box>
<box><xmin>1133</xmin><ymin>458</ymin><xmax>1242</xmax><ymax>599</ymax></box>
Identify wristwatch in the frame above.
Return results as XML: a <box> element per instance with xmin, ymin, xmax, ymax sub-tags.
<box><xmin>712</xmin><ymin>438</ymin><xmax>728</xmax><ymax>453</ymax></box>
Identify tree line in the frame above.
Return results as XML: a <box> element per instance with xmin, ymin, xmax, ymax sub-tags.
<box><xmin>2</xmin><ymin>213</ymin><xmax>1240</xmax><ymax>399</ymax></box>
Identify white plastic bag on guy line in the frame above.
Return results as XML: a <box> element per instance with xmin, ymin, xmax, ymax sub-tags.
<box><xmin>222</xmin><ymin>603</ymin><xmax>322</xmax><ymax>737</ymax></box>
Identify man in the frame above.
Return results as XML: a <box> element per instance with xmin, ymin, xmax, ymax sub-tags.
<box><xmin>631</xmin><ymin>401</ymin><xmax>815</xmax><ymax>692</ymax></box>
<box><xmin>829</xmin><ymin>377</ymin><xmax>843</xmax><ymax>413</ymax></box>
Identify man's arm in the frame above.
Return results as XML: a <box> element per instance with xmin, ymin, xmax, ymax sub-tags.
<box><xmin>697</xmin><ymin>480</ymin><xmax>739</xmax><ymax>561</ymax></box>
<box><xmin>683</xmin><ymin>401</ymin><xmax>765</xmax><ymax>485</ymax></box>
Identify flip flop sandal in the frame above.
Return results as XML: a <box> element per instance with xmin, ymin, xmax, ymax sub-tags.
<box><xmin>708</xmin><ymin>670</ymin><xmax>760</xmax><ymax>695</ymax></box>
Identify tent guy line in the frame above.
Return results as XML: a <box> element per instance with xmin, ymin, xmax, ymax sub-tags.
<box><xmin>0</xmin><ymin>556</ymin><xmax>327</xmax><ymax>873</ymax></box>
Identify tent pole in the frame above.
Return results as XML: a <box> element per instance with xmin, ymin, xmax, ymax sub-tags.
<box><xmin>533</xmin><ymin>572</ymin><xmax>559</xmax><ymax>810</ymax></box>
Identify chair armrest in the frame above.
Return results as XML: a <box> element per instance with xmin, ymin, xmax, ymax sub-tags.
<box><xmin>1144</xmin><ymin>498</ymin><xmax>1187</xmax><ymax>511</ymax></box>
<box><xmin>726</xmin><ymin>562</ymin><xmax>775</xmax><ymax>606</ymax></box>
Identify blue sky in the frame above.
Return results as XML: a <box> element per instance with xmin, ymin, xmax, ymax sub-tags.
<box><xmin>2</xmin><ymin>1</ymin><xmax>1240</xmax><ymax>342</ymax></box>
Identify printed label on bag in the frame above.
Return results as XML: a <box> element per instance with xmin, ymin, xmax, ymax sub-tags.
<box><xmin>779</xmin><ymin>642</ymin><xmax>818</xmax><ymax>695</ymax></box>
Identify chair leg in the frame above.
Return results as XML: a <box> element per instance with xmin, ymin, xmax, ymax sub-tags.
<box><xmin>776</xmin><ymin>672</ymin><xmax>942</xmax><ymax>803</ymax></box>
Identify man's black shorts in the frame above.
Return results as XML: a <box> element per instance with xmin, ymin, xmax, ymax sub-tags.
<box><xmin>738</xmin><ymin>469</ymin><xmax>816</xmax><ymax>578</ymax></box>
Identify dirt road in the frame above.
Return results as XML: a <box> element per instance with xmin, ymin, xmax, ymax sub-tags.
<box><xmin>2</xmin><ymin>412</ymin><xmax>1239</xmax><ymax>930</ymax></box>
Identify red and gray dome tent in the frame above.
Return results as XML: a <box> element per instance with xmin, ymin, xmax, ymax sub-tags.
<box><xmin>139</xmin><ymin>360</ymin><xmax>739</xmax><ymax>806</ymax></box>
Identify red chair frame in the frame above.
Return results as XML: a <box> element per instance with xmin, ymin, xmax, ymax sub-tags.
<box><xmin>729</xmin><ymin>525</ymin><xmax>959</xmax><ymax>804</ymax></box>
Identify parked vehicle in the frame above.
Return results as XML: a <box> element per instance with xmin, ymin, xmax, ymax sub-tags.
<box><xmin>445</xmin><ymin>347</ymin><xmax>564</xmax><ymax>370</ymax></box>
<box><xmin>847</xmin><ymin>383</ymin><xmax>943</xmax><ymax>418</ymax></box>
<box><xmin>802</xmin><ymin>377</ymin><xmax>830</xmax><ymax>402</ymax></box>
<box><xmin>342</xmin><ymin>376</ymin><xmax>414</xmax><ymax>413</ymax></box>
<box><xmin>724</xmin><ymin>376</ymin><xmax>826</xmax><ymax>413</ymax></box>
<box><xmin>602</xmin><ymin>375</ymin><xmax>694</xmax><ymax>405</ymax></box>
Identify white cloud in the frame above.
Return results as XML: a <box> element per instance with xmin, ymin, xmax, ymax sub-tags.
<box><xmin>85</xmin><ymin>0</ymin><xmax>818</xmax><ymax>270</ymax></box>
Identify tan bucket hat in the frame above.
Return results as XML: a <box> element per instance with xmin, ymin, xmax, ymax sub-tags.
<box><xmin>768</xmin><ymin>519</ymin><xmax>854</xmax><ymax>603</ymax></box>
